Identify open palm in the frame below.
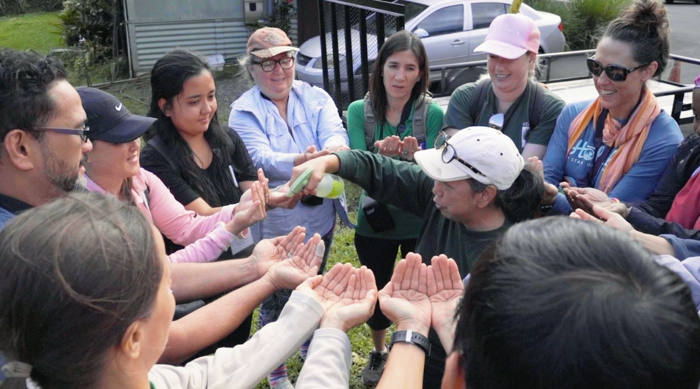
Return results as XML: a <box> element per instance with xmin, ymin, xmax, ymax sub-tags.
<box><xmin>427</xmin><ymin>255</ymin><xmax>463</xmax><ymax>340</ymax></box>
<box><xmin>249</xmin><ymin>226</ymin><xmax>306</xmax><ymax>275</ymax></box>
<box><xmin>379</xmin><ymin>253</ymin><xmax>431</xmax><ymax>334</ymax></box>
<box><xmin>317</xmin><ymin>265</ymin><xmax>378</xmax><ymax>331</ymax></box>
<box><xmin>268</xmin><ymin>233</ymin><xmax>323</xmax><ymax>290</ymax></box>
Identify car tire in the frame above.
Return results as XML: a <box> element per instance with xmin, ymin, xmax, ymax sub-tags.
<box><xmin>443</xmin><ymin>67</ymin><xmax>488</xmax><ymax>94</ymax></box>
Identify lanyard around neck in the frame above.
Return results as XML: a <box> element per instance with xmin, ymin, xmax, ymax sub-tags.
<box><xmin>379</xmin><ymin>98</ymin><xmax>413</xmax><ymax>140</ymax></box>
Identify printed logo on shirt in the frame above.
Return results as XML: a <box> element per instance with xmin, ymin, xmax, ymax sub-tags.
<box><xmin>521</xmin><ymin>122</ymin><xmax>531</xmax><ymax>148</ymax></box>
<box><xmin>570</xmin><ymin>140</ymin><xmax>596</xmax><ymax>161</ymax></box>
<box><xmin>568</xmin><ymin>139</ymin><xmax>595</xmax><ymax>168</ymax></box>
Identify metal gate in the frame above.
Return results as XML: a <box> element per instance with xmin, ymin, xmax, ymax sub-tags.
<box><xmin>316</xmin><ymin>0</ymin><xmax>405</xmax><ymax>110</ymax></box>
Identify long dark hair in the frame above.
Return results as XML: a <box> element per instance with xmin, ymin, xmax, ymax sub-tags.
<box><xmin>368</xmin><ymin>30</ymin><xmax>430</xmax><ymax>126</ymax></box>
<box><xmin>146</xmin><ymin>49</ymin><xmax>238</xmax><ymax>204</ymax></box>
<box><xmin>0</xmin><ymin>192</ymin><xmax>162</xmax><ymax>389</ymax></box>
<box><xmin>455</xmin><ymin>217</ymin><xmax>700</xmax><ymax>389</ymax></box>
<box><xmin>603</xmin><ymin>0</ymin><xmax>669</xmax><ymax>77</ymax></box>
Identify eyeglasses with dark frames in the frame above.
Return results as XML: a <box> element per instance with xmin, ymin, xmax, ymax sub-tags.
<box><xmin>252</xmin><ymin>57</ymin><xmax>295</xmax><ymax>72</ymax></box>
<box><xmin>439</xmin><ymin>140</ymin><xmax>486</xmax><ymax>176</ymax></box>
<box><xmin>34</xmin><ymin>124</ymin><xmax>90</xmax><ymax>143</ymax></box>
<box><xmin>586</xmin><ymin>57</ymin><xmax>649</xmax><ymax>82</ymax></box>
<box><xmin>434</xmin><ymin>130</ymin><xmax>452</xmax><ymax>149</ymax></box>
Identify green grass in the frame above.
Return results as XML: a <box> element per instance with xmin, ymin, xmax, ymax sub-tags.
<box><xmin>0</xmin><ymin>12</ymin><xmax>63</xmax><ymax>53</ymax></box>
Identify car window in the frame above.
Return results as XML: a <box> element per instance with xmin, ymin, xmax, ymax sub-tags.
<box><xmin>472</xmin><ymin>3</ymin><xmax>507</xmax><ymax>30</ymax></box>
<box><xmin>362</xmin><ymin>13</ymin><xmax>399</xmax><ymax>36</ymax></box>
<box><xmin>415</xmin><ymin>5</ymin><xmax>464</xmax><ymax>36</ymax></box>
<box><xmin>404</xmin><ymin>3</ymin><xmax>428</xmax><ymax>22</ymax></box>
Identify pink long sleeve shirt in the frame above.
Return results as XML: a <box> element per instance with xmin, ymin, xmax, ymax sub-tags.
<box><xmin>86</xmin><ymin>168</ymin><xmax>245</xmax><ymax>263</ymax></box>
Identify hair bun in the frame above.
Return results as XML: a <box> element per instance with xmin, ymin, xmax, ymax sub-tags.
<box><xmin>624</xmin><ymin>0</ymin><xmax>669</xmax><ymax>37</ymax></box>
<box><xmin>604</xmin><ymin>0</ymin><xmax>670</xmax><ymax>77</ymax></box>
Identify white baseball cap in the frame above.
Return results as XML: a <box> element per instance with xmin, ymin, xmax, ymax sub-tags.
<box><xmin>414</xmin><ymin>126</ymin><xmax>524</xmax><ymax>190</ymax></box>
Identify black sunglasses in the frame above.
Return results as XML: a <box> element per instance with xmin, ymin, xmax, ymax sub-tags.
<box><xmin>586</xmin><ymin>58</ymin><xmax>648</xmax><ymax>82</ymax></box>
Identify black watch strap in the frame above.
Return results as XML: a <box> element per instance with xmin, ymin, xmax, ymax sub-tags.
<box><xmin>390</xmin><ymin>330</ymin><xmax>431</xmax><ymax>356</ymax></box>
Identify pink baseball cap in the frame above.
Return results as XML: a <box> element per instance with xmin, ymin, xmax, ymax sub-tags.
<box><xmin>473</xmin><ymin>14</ymin><xmax>540</xmax><ymax>59</ymax></box>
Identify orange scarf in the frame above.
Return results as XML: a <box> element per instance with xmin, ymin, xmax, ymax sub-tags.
<box><xmin>565</xmin><ymin>88</ymin><xmax>660</xmax><ymax>193</ymax></box>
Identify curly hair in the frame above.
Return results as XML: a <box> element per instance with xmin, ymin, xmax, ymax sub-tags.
<box><xmin>0</xmin><ymin>49</ymin><xmax>67</xmax><ymax>143</ymax></box>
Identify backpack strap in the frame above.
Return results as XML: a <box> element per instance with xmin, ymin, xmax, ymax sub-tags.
<box><xmin>469</xmin><ymin>78</ymin><xmax>492</xmax><ymax>124</ymax></box>
<box><xmin>528</xmin><ymin>81</ymin><xmax>545</xmax><ymax>130</ymax></box>
<box><xmin>412</xmin><ymin>93</ymin><xmax>432</xmax><ymax>149</ymax></box>
<box><xmin>148</xmin><ymin>135</ymin><xmax>179</xmax><ymax>173</ymax></box>
<box><xmin>363</xmin><ymin>92</ymin><xmax>377</xmax><ymax>152</ymax></box>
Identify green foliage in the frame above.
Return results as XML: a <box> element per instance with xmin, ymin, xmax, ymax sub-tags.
<box><xmin>0</xmin><ymin>0</ymin><xmax>61</xmax><ymax>17</ymax></box>
<box><xmin>58</xmin><ymin>0</ymin><xmax>126</xmax><ymax>65</ymax></box>
<box><xmin>0</xmin><ymin>12</ymin><xmax>63</xmax><ymax>53</ymax></box>
<box><xmin>268</xmin><ymin>0</ymin><xmax>296</xmax><ymax>34</ymax></box>
<box><xmin>526</xmin><ymin>0</ymin><xmax>632</xmax><ymax>50</ymax></box>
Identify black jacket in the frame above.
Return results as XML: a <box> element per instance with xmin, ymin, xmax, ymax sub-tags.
<box><xmin>628</xmin><ymin>133</ymin><xmax>700</xmax><ymax>238</ymax></box>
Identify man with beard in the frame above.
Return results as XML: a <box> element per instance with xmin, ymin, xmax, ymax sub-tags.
<box><xmin>0</xmin><ymin>49</ymin><xmax>325</xmax><ymax>378</ymax></box>
<box><xmin>0</xmin><ymin>49</ymin><xmax>91</xmax><ymax>226</ymax></box>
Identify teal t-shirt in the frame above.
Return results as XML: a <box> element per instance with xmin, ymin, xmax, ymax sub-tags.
<box><xmin>346</xmin><ymin>98</ymin><xmax>444</xmax><ymax>239</ymax></box>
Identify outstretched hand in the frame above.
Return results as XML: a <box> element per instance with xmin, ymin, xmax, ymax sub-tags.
<box><xmin>401</xmin><ymin>136</ymin><xmax>422</xmax><ymax>161</ymax></box>
<box><xmin>227</xmin><ymin>181</ymin><xmax>267</xmax><ymax>235</ymax></box>
<box><xmin>379</xmin><ymin>253</ymin><xmax>432</xmax><ymax>335</ymax></box>
<box><xmin>249</xmin><ymin>226</ymin><xmax>306</xmax><ymax>277</ymax></box>
<box><xmin>427</xmin><ymin>255</ymin><xmax>463</xmax><ymax>353</ymax></box>
<box><xmin>375</xmin><ymin>135</ymin><xmax>404</xmax><ymax>158</ymax></box>
<box><xmin>297</xmin><ymin>263</ymin><xmax>353</xmax><ymax>310</ymax></box>
<box><xmin>266</xmin><ymin>233</ymin><xmax>324</xmax><ymax>290</ymax></box>
<box><xmin>570</xmin><ymin>202</ymin><xmax>634</xmax><ymax>233</ymax></box>
<box><xmin>311</xmin><ymin>264</ymin><xmax>379</xmax><ymax>332</ymax></box>
<box><xmin>294</xmin><ymin>145</ymin><xmax>331</xmax><ymax>166</ymax></box>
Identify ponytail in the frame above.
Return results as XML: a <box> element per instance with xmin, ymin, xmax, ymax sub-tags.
<box><xmin>495</xmin><ymin>164</ymin><xmax>543</xmax><ymax>223</ymax></box>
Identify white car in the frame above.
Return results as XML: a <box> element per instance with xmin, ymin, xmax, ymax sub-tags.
<box><xmin>295</xmin><ymin>0</ymin><xmax>566</xmax><ymax>87</ymax></box>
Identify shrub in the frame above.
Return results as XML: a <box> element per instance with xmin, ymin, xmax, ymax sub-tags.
<box><xmin>58</xmin><ymin>0</ymin><xmax>126</xmax><ymax>64</ymax></box>
<box><xmin>0</xmin><ymin>0</ymin><xmax>62</xmax><ymax>17</ymax></box>
<box><xmin>268</xmin><ymin>0</ymin><xmax>296</xmax><ymax>33</ymax></box>
<box><xmin>526</xmin><ymin>0</ymin><xmax>632</xmax><ymax>50</ymax></box>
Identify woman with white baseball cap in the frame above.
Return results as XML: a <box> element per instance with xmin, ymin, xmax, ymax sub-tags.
<box><xmin>287</xmin><ymin>126</ymin><xmax>543</xmax><ymax>387</ymax></box>
<box><xmin>443</xmin><ymin>13</ymin><xmax>565</xmax><ymax>158</ymax></box>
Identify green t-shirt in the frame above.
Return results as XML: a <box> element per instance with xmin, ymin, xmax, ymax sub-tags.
<box><xmin>444</xmin><ymin>80</ymin><xmax>565</xmax><ymax>151</ymax></box>
<box><xmin>346</xmin><ymin>99</ymin><xmax>444</xmax><ymax>239</ymax></box>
